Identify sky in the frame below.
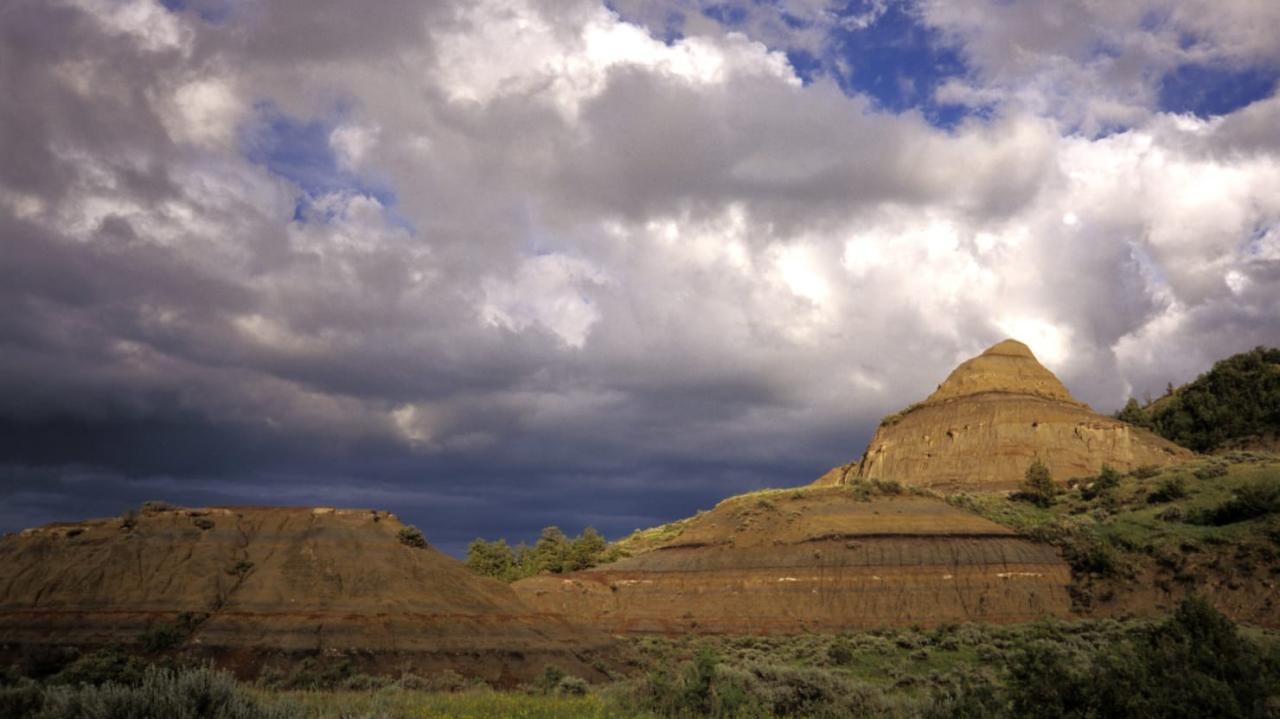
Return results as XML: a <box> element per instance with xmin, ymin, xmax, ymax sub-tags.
<box><xmin>2</xmin><ymin>0</ymin><xmax>1279</xmax><ymax>556</ymax></box>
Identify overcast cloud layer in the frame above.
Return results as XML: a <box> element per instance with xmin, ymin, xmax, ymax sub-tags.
<box><xmin>2</xmin><ymin>0</ymin><xmax>1279</xmax><ymax>554</ymax></box>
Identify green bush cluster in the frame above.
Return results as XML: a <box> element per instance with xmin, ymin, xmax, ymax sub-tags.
<box><xmin>465</xmin><ymin>526</ymin><xmax>622</xmax><ymax>581</ymax></box>
<box><xmin>1115</xmin><ymin>346</ymin><xmax>1280</xmax><ymax>452</ymax></box>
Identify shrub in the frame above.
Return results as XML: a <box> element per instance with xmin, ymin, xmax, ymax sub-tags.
<box><xmin>226</xmin><ymin>560</ymin><xmax>254</xmax><ymax>577</ymax></box>
<box><xmin>339</xmin><ymin>673</ymin><xmax>388</xmax><ymax>691</ymax></box>
<box><xmin>398</xmin><ymin>526</ymin><xmax>429</xmax><ymax>549</ymax></box>
<box><xmin>0</xmin><ymin>682</ymin><xmax>42</xmax><ymax>718</ymax></box>
<box><xmin>1063</xmin><ymin>536</ymin><xmax>1123</xmax><ymax>577</ymax></box>
<box><xmin>539</xmin><ymin>664</ymin><xmax>565</xmax><ymax>694</ymax></box>
<box><xmin>119</xmin><ymin>511</ymin><xmax>138</xmax><ymax>531</ymax></box>
<box><xmin>827</xmin><ymin>638</ymin><xmax>855</xmax><ymax>666</ymax></box>
<box><xmin>1013</xmin><ymin>459</ymin><xmax>1055</xmax><ymax>508</ymax></box>
<box><xmin>192</xmin><ymin>517</ymin><xmax>215</xmax><ymax>531</ymax></box>
<box><xmin>1194</xmin><ymin>463</ymin><xmax>1228</xmax><ymax>481</ymax></box>
<box><xmin>1082</xmin><ymin>465</ymin><xmax>1121</xmax><ymax>501</ymax></box>
<box><xmin>1147</xmin><ymin>477</ymin><xmax>1187</xmax><ymax>504</ymax></box>
<box><xmin>871</xmin><ymin>479</ymin><xmax>904</xmax><ymax>495</ymax></box>
<box><xmin>140</xmin><ymin>500</ymin><xmax>174</xmax><ymax>513</ymax></box>
<box><xmin>1130</xmin><ymin>465</ymin><xmax>1163</xmax><ymax>479</ymax></box>
<box><xmin>557</xmin><ymin>675</ymin><xmax>589</xmax><ymax>696</ymax></box>
<box><xmin>48</xmin><ymin>644</ymin><xmax>145</xmax><ymax>690</ymax></box>
<box><xmin>34</xmin><ymin>665</ymin><xmax>295</xmax><ymax>719</ymax></box>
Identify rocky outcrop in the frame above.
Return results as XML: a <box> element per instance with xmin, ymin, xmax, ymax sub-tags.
<box><xmin>512</xmin><ymin>488</ymin><xmax>1071</xmax><ymax>634</ymax></box>
<box><xmin>0</xmin><ymin>506</ymin><xmax>612</xmax><ymax>682</ymax></box>
<box><xmin>820</xmin><ymin>339</ymin><xmax>1193</xmax><ymax>491</ymax></box>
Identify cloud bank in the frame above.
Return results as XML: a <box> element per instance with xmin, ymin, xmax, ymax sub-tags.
<box><xmin>1</xmin><ymin>0</ymin><xmax>1278</xmax><ymax>553</ymax></box>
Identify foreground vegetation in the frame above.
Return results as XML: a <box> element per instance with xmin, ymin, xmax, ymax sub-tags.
<box><xmin>3</xmin><ymin>597</ymin><xmax>1278</xmax><ymax>718</ymax></box>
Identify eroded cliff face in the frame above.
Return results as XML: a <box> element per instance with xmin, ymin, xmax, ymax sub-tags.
<box><xmin>512</xmin><ymin>488</ymin><xmax>1071</xmax><ymax>634</ymax></box>
<box><xmin>0</xmin><ymin>507</ymin><xmax>611</xmax><ymax>681</ymax></box>
<box><xmin>823</xmin><ymin>339</ymin><xmax>1193</xmax><ymax>491</ymax></box>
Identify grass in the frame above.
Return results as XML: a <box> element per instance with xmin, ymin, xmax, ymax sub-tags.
<box><xmin>268</xmin><ymin>687</ymin><xmax>651</xmax><ymax>718</ymax></box>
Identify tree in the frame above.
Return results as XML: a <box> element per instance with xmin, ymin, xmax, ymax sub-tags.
<box><xmin>533</xmin><ymin>526</ymin><xmax>571</xmax><ymax>573</ymax></box>
<box><xmin>465</xmin><ymin>538</ymin><xmax>516</xmax><ymax>581</ymax></box>
<box><xmin>567</xmin><ymin>527</ymin><xmax>607</xmax><ymax>571</ymax></box>
<box><xmin>1019</xmin><ymin>459</ymin><xmax>1055</xmax><ymax>508</ymax></box>
<box><xmin>1115</xmin><ymin>397</ymin><xmax>1150</xmax><ymax>427</ymax></box>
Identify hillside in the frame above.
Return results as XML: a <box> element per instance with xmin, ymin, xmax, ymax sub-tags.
<box><xmin>0</xmin><ymin>505</ymin><xmax>614</xmax><ymax>683</ymax></box>
<box><xmin>513</xmin><ymin>485</ymin><xmax>1072</xmax><ymax>633</ymax></box>
<box><xmin>1117</xmin><ymin>346</ymin><xmax>1280</xmax><ymax>452</ymax></box>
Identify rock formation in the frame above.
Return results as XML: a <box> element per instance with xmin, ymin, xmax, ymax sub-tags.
<box><xmin>816</xmin><ymin>339</ymin><xmax>1193</xmax><ymax>491</ymax></box>
<box><xmin>512</xmin><ymin>487</ymin><xmax>1071</xmax><ymax>634</ymax></box>
<box><xmin>0</xmin><ymin>506</ymin><xmax>611</xmax><ymax>682</ymax></box>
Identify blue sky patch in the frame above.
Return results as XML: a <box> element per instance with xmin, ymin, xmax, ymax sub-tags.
<box><xmin>1158</xmin><ymin>63</ymin><xmax>1279</xmax><ymax>118</ymax></box>
<box><xmin>159</xmin><ymin>0</ymin><xmax>234</xmax><ymax>24</ymax></box>
<box><xmin>242</xmin><ymin>104</ymin><xmax>403</xmax><ymax>226</ymax></box>
<box><xmin>824</xmin><ymin>2</ymin><xmax>967</xmax><ymax>116</ymax></box>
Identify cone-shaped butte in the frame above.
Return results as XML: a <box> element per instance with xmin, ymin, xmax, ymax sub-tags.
<box><xmin>818</xmin><ymin>339</ymin><xmax>1193</xmax><ymax>491</ymax></box>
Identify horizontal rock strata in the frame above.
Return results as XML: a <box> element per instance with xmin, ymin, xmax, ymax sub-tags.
<box><xmin>0</xmin><ymin>507</ymin><xmax>610</xmax><ymax>681</ymax></box>
<box><xmin>513</xmin><ymin>489</ymin><xmax>1071</xmax><ymax>633</ymax></box>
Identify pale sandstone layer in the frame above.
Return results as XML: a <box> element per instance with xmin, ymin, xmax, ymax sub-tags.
<box><xmin>817</xmin><ymin>339</ymin><xmax>1193</xmax><ymax>491</ymax></box>
<box><xmin>513</xmin><ymin>488</ymin><xmax>1071</xmax><ymax>634</ymax></box>
<box><xmin>0</xmin><ymin>507</ymin><xmax>611</xmax><ymax>681</ymax></box>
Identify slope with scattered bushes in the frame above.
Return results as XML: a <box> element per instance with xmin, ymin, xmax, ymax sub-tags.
<box><xmin>1117</xmin><ymin>346</ymin><xmax>1280</xmax><ymax>452</ymax></box>
<box><xmin>944</xmin><ymin>453</ymin><xmax>1280</xmax><ymax>625</ymax></box>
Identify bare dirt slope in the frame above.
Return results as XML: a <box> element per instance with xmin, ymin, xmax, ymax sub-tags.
<box><xmin>0</xmin><ymin>506</ymin><xmax>612</xmax><ymax>682</ymax></box>
<box><xmin>513</xmin><ymin>487</ymin><xmax>1071</xmax><ymax>634</ymax></box>
<box><xmin>821</xmin><ymin>339</ymin><xmax>1192</xmax><ymax>491</ymax></box>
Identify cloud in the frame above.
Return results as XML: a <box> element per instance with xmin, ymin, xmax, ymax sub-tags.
<box><xmin>1</xmin><ymin>0</ymin><xmax>1278</xmax><ymax>554</ymax></box>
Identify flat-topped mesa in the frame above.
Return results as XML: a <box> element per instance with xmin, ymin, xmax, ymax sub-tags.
<box><xmin>817</xmin><ymin>339</ymin><xmax>1194</xmax><ymax>491</ymax></box>
<box><xmin>0</xmin><ymin>506</ymin><xmax>612</xmax><ymax>683</ymax></box>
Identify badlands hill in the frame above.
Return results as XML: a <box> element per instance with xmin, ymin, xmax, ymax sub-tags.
<box><xmin>512</xmin><ymin>486</ymin><xmax>1072</xmax><ymax>634</ymax></box>
<box><xmin>0</xmin><ymin>506</ymin><xmax>612</xmax><ymax>682</ymax></box>
<box><xmin>817</xmin><ymin>339</ymin><xmax>1193</xmax><ymax>491</ymax></box>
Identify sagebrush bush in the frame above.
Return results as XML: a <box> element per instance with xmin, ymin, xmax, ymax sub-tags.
<box><xmin>397</xmin><ymin>526</ymin><xmax>428</xmax><ymax>549</ymax></box>
<box><xmin>18</xmin><ymin>665</ymin><xmax>295</xmax><ymax>719</ymax></box>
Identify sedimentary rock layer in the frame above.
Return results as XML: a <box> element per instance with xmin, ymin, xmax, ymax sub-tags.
<box><xmin>0</xmin><ymin>507</ymin><xmax>610</xmax><ymax>680</ymax></box>
<box><xmin>821</xmin><ymin>339</ymin><xmax>1193</xmax><ymax>491</ymax></box>
<box><xmin>513</xmin><ymin>489</ymin><xmax>1071</xmax><ymax>634</ymax></box>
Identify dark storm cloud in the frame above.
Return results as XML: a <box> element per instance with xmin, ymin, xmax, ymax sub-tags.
<box><xmin>1</xmin><ymin>0</ymin><xmax>1279</xmax><ymax>555</ymax></box>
